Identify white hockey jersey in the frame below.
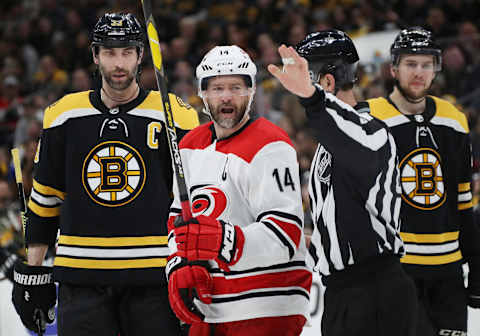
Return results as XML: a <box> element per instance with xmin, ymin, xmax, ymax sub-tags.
<box><xmin>168</xmin><ymin>117</ymin><xmax>312</xmax><ymax>323</ymax></box>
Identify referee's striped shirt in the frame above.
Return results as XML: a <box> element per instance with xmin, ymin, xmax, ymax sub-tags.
<box><xmin>300</xmin><ymin>84</ymin><xmax>405</xmax><ymax>277</ymax></box>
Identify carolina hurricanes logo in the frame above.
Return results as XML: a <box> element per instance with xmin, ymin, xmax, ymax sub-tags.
<box><xmin>190</xmin><ymin>184</ymin><xmax>228</xmax><ymax>218</ymax></box>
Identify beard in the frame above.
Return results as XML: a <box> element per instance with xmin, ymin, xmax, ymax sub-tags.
<box><xmin>209</xmin><ymin>99</ymin><xmax>249</xmax><ymax>129</ymax></box>
<box><xmin>99</xmin><ymin>63</ymin><xmax>138</xmax><ymax>90</ymax></box>
<box><xmin>395</xmin><ymin>77</ymin><xmax>431</xmax><ymax>103</ymax></box>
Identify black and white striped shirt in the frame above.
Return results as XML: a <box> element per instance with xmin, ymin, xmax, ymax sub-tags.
<box><xmin>301</xmin><ymin>84</ymin><xmax>405</xmax><ymax>277</ymax></box>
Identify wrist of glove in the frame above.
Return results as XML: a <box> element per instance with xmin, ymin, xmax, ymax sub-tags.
<box><xmin>0</xmin><ymin>248</ymin><xmax>20</xmax><ymax>281</ymax></box>
<box><xmin>166</xmin><ymin>255</ymin><xmax>213</xmax><ymax>324</ymax></box>
<box><xmin>468</xmin><ymin>259</ymin><xmax>480</xmax><ymax>309</ymax></box>
<box><xmin>12</xmin><ymin>262</ymin><xmax>56</xmax><ymax>332</ymax></box>
<box><xmin>174</xmin><ymin>215</ymin><xmax>245</xmax><ymax>271</ymax></box>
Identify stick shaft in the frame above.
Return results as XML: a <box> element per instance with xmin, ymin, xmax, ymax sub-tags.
<box><xmin>141</xmin><ymin>0</ymin><xmax>192</xmax><ymax>220</ymax></box>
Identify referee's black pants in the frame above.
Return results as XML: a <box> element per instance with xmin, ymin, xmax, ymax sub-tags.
<box><xmin>321</xmin><ymin>256</ymin><xmax>417</xmax><ymax>336</ymax></box>
<box><xmin>57</xmin><ymin>283</ymin><xmax>181</xmax><ymax>336</ymax></box>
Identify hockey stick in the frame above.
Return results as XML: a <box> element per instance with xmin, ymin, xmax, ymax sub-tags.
<box><xmin>11</xmin><ymin>148</ymin><xmax>27</xmax><ymax>238</ymax></box>
<box><xmin>11</xmin><ymin>148</ymin><xmax>45</xmax><ymax>336</ymax></box>
<box><xmin>140</xmin><ymin>0</ymin><xmax>192</xmax><ymax>221</ymax></box>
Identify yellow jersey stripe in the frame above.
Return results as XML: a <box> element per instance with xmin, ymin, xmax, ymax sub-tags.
<box><xmin>401</xmin><ymin>250</ymin><xmax>462</xmax><ymax>265</ymax></box>
<box><xmin>136</xmin><ymin>92</ymin><xmax>199</xmax><ymax>130</ymax></box>
<box><xmin>400</xmin><ymin>231</ymin><xmax>459</xmax><ymax>243</ymax></box>
<box><xmin>33</xmin><ymin>180</ymin><xmax>66</xmax><ymax>200</ymax></box>
<box><xmin>431</xmin><ymin>96</ymin><xmax>469</xmax><ymax>133</ymax></box>
<box><xmin>58</xmin><ymin>235</ymin><xmax>168</xmax><ymax>246</ymax></box>
<box><xmin>43</xmin><ymin>91</ymin><xmax>93</xmax><ymax>129</ymax></box>
<box><xmin>29</xmin><ymin>201</ymin><xmax>61</xmax><ymax>217</ymax></box>
<box><xmin>458</xmin><ymin>201</ymin><xmax>473</xmax><ymax>210</ymax></box>
<box><xmin>54</xmin><ymin>257</ymin><xmax>167</xmax><ymax>269</ymax></box>
<box><xmin>458</xmin><ymin>182</ymin><xmax>471</xmax><ymax>192</ymax></box>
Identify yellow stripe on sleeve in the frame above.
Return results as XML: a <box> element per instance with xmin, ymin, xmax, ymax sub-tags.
<box><xmin>401</xmin><ymin>250</ymin><xmax>462</xmax><ymax>265</ymax></box>
<box><xmin>54</xmin><ymin>257</ymin><xmax>167</xmax><ymax>269</ymax></box>
<box><xmin>458</xmin><ymin>182</ymin><xmax>471</xmax><ymax>192</ymax></box>
<box><xmin>33</xmin><ymin>180</ymin><xmax>66</xmax><ymax>200</ymax></box>
<box><xmin>58</xmin><ymin>235</ymin><xmax>168</xmax><ymax>247</ymax></box>
<box><xmin>458</xmin><ymin>201</ymin><xmax>473</xmax><ymax>210</ymax></box>
<box><xmin>28</xmin><ymin>201</ymin><xmax>61</xmax><ymax>217</ymax></box>
<box><xmin>400</xmin><ymin>231</ymin><xmax>459</xmax><ymax>243</ymax></box>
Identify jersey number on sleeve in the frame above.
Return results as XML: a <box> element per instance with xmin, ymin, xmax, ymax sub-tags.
<box><xmin>273</xmin><ymin>167</ymin><xmax>295</xmax><ymax>192</ymax></box>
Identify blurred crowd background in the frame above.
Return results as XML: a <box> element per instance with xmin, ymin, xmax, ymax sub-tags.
<box><xmin>0</xmin><ymin>0</ymin><xmax>480</xmax><ymax>241</ymax></box>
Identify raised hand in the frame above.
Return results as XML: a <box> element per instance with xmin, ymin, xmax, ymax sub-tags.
<box><xmin>267</xmin><ymin>44</ymin><xmax>316</xmax><ymax>98</ymax></box>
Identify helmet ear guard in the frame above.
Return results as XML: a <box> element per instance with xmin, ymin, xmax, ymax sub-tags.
<box><xmin>296</xmin><ymin>29</ymin><xmax>359</xmax><ymax>90</ymax></box>
<box><xmin>390</xmin><ymin>27</ymin><xmax>442</xmax><ymax>71</ymax></box>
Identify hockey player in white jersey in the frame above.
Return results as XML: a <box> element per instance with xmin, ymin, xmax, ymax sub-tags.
<box><xmin>166</xmin><ymin>45</ymin><xmax>312</xmax><ymax>336</ymax></box>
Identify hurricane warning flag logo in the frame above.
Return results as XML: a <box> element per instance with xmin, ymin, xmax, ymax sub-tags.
<box><xmin>399</xmin><ymin>147</ymin><xmax>446</xmax><ymax>210</ymax></box>
<box><xmin>82</xmin><ymin>141</ymin><xmax>146</xmax><ymax>207</ymax></box>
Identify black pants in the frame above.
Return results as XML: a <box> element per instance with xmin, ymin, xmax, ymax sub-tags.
<box><xmin>57</xmin><ymin>283</ymin><xmax>181</xmax><ymax>336</ymax></box>
<box><xmin>321</xmin><ymin>257</ymin><xmax>417</xmax><ymax>336</ymax></box>
<box><xmin>414</xmin><ymin>277</ymin><xmax>467</xmax><ymax>336</ymax></box>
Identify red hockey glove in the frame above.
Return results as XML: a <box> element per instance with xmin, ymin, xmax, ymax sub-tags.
<box><xmin>174</xmin><ymin>215</ymin><xmax>245</xmax><ymax>271</ymax></box>
<box><xmin>166</xmin><ymin>256</ymin><xmax>213</xmax><ymax>324</ymax></box>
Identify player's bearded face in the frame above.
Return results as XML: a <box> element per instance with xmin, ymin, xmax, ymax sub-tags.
<box><xmin>395</xmin><ymin>55</ymin><xmax>436</xmax><ymax>100</ymax></box>
<box><xmin>205</xmin><ymin>76</ymin><xmax>251</xmax><ymax>129</ymax></box>
<box><xmin>98</xmin><ymin>47</ymin><xmax>140</xmax><ymax>90</ymax></box>
<box><xmin>208</xmin><ymin>98</ymin><xmax>249</xmax><ymax>129</ymax></box>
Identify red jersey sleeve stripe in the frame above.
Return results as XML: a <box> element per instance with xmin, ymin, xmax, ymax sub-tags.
<box><xmin>212</xmin><ymin>269</ymin><xmax>312</xmax><ymax>295</ymax></box>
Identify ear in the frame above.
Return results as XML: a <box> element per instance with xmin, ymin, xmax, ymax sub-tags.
<box><xmin>325</xmin><ymin>73</ymin><xmax>336</xmax><ymax>92</ymax></box>
<box><xmin>390</xmin><ymin>64</ymin><xmax>397</xmax><ymax>79</ymax></box>
<box><xmin>92</xmin><ymin>48</ymin><xmax>99</xmax><ymax>65</ymax></box>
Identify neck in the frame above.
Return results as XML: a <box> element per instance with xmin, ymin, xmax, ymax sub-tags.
<box><xmin>101</xmin><ymin>81</ymin><xmax>140</xmax><ymax>109</ymax></box>
<box><xmin>389</xmin><ymin>87</ymin><xmax>426</xmax><ymax>115</ymax></box>
<box><xmin>336</xmin><ymin>89</ymin><xmax>357</xmax><ymax>107</ymax></box>
<box><xmin>214</xmin><ymin>113</ymin><xmax>250</xmax><ymax>140</ymax></box>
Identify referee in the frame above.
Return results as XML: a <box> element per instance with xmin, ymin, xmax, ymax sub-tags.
<box><xmin>268</xmin><ymin>30</ymin><xmax>417</xmax><ymax>336</ymax></box>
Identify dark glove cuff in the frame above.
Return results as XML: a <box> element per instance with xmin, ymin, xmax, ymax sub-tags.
<box><xmin>13</xmin><ymin>262</ymin><xmax>53</xmax><ymax>286</ymax></box>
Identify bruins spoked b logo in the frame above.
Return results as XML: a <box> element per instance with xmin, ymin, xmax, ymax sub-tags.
<box><xmin>399</xmin><ymin>148</ymin><xmax>446</xmax><ymax>210</ymax></box>
<box><xmin>82</xmin><ymin>141</ymin><xmax>146</xmax><ymax>207</ymax></box>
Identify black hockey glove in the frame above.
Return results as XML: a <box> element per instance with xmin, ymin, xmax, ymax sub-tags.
<box><xmin>12</xmin><ymin>262</ymin><xmax>56</xmax><ymax>332</ymax></box>
<box><xmin>0</xmin><ymin>248</ymin><xmax>19</xmax><ymax>281</ymax></box>
<box><xmin>468</xmin><ymin>259</ymin><xmax>480</xmax><ymax>308</ymax></box>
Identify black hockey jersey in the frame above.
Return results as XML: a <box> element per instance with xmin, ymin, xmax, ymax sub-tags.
<box><xmin>25</xmin><ymin>89</ymin><xmax>199</xmax><ymax>286</ymax></box>
<box><xmin>369</xmin><ymin>96</ymin><xmax>480</xmax><ymax>278</ymax></box>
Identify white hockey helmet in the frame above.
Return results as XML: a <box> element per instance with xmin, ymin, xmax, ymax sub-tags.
<box><xmin>196</xmin><ymin>45</ymin><xmax>257</xmax><ymax>116</ymax></box>
<box><xmin>196</xmin><ymin>45</ymin><xmax>257</xmax><ymax>94</ymax></box>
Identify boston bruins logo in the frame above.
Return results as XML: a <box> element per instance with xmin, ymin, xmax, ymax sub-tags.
<box><xmin>399</xmin><ymin>148</ymin><xmax>446</xmax><ymax>210</ymax></box>
<box><xmin>82</xmin><ymin>141</ymin><xmax>146</xmax><ymax>207</ymax></box>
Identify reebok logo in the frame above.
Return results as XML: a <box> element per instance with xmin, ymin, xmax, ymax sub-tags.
<box><xmin>14</xmin><ymin>271</ymin><xmax>53</xmax><ymax>286</ymax></box>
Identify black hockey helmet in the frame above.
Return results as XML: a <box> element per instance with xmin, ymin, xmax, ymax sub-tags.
<box><xmin>296</xmin><ymin>29</ymin><xmax>359</xmax><ymax>89</ymax></box>
<box><xmin>390</xmin><ymin>27</ymin><xmax>442</xmax><ymax>71</ymax></box>
<box><xmin>91</xmin><ymin>13</ymin><xmax>144</xmax><ymax>52</ymax></box>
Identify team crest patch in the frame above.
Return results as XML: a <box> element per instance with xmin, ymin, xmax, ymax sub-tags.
<box><xmin>82</xmin><ymin>141</ymin><xmax>146</xmax><ymax>207</ymax></box>
<box><xmin>190</xmin><ymin>184</ymin><xmax>228</xmax><ymax>218</ymax></box>
<box><xmin>399</xmin><ymin>147</ymin><xmax>446</xmax><ymax>210</ymax></box>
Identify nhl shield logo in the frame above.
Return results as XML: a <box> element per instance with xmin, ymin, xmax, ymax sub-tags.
<box><xmin>82</xmin><ymin>141</ymin><xmax>146</xmax><ymax>207</ymax></box>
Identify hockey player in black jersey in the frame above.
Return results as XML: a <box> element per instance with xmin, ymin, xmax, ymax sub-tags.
<box><xmin>11</xmin><ymin>12</ymin><xmax>199</xmax><ymax>335</ymax></box>
<box><xmin>368</xmin><ymin>27</ymin><xmax>480</xmax><ymax>336</ymax></box>
<box><xmin>268</xmin><ymin>30</ymin><xmax>418</xmax><ymax>336</ymax></box>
